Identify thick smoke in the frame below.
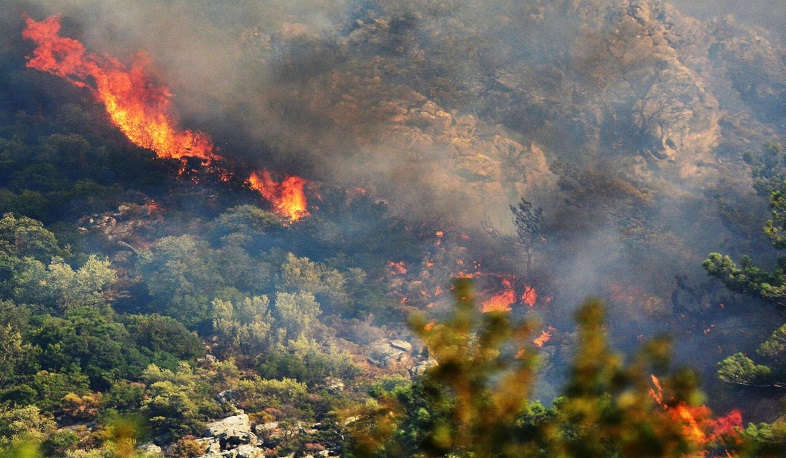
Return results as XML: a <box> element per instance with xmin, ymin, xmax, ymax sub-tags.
<box><xmin>671</xmin><ymin>0</ymin><xmax>786</xmax><ymax>37</ymax></box>
<box><xmin>9</xmin><ymin>0</ymin><xmax>786</xmax><ymax>337</ymax></box>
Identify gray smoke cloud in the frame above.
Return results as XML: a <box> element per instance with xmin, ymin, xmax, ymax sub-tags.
<box><xmin>9</xmin><ymin>0</ymin><xmax>786</xmax><ymax>332</ymax></box>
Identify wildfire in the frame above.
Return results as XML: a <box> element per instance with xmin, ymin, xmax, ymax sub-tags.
<box><xmin>23</xmin><ymin>15</ymin><xmax>215</xmax><ymax>162</ymax></box>
<box><xmin>480</xmin><ymin>279</ymin><xmax>516</xmax><ymax>313</ymax></box>
<box><xmin>533</xmin><ymin>326</ymin><xmax>554</xmax><ymax>348</ymax></box>
<box><xmin>247</xmin><ymin>170</ymin><xmax>309</xmax><ymax>221</ymax></box>
<box><xmin>23</xmin><ymin>15</ymin><xmax>309</xmax><ymax>221</ymax></box>
<box><xmin>388</xmin><ymin>261</ymin><xmax>408</xmax><ymax>275</ymax></box>
<box><xmin>648</xmin><ymin>375</ymin><xmax>742</xmax><ymax>447</ymax></box>
<box><xmin>522</xmin><ymin>285</ymin><xmax>537</xmax><ymax>306</ymax></box>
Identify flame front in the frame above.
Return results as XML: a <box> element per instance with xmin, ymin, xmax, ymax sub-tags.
<box><xmin>23</xmin><ymin>15</ymin><xmax>309</xmax><ymax>221</ymax></box>
<box><xmin>522</xmin><ymin>285</ymin><xmax>537</xmax><ymax>306</ymax></box>
<box><xmin>481</xmin><ymin>279</ymin><xmax>516</xmax><ymax>313</ymax></box>
<box><xmin>23</xmin><ymin>15</ymin><xmax>215</xmax><ymax>162</ymax></box>
<box><xmin>648</xmin><ymin>374</ymin><xmax>742</xmax><ymax>447</ymax></box>
<box><xmin>533</xmin><ymin>326</ymin><xmax>554</xmax><ymax>348</ymax></box>
<box><xmin>248</xmin><ymin>170</ymin><xmax>309</xmax><ymax>221</ymax></box>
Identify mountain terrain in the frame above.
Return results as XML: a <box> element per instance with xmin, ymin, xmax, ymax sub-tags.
<box><xmin>2</xmin><ymin>0</ymin><xmax>786</xmax><ymax>456</ymax></box>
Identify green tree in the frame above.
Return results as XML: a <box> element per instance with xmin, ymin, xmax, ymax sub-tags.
<box><xmin>206</xmin><ymin>205</ymin><xmax>282</xmax><ymax>247</ymax></box>
<box><xmin>348</xmin><ymin>278</ymin><xmax>541</xmax><ymax>457</ymax></box>
<box><xmin>13</xmin><ymin>255</ymin><xmax>116</xmax><ymax>311</ymax></box>
<box><xmin>348</xmin><ymin>281</ymin><xmax>737</xmax><ymax>457</ymax></box>
<box><xmin>140</xmin><ymin>363</ymin><xmax>222</xmax><ymax>437</ymax></box>
<box><xmin>30</xmin><ymin>307</ymin><xmax>147</xmax><ymax>389</ymax></box>
<box><xmin>511</xmin><ymin>198</ymin><xmax>544</xmax><ymax>276</ymax></box>
<box><xmin>0</xmin><ymin>213</ymin><xmax>61</xmax><ymax>261</ymax></box>
<box><xmin>278</xmin><ymin>253</ymin><xmax>350</xmax><ymax>314</ymax></box>
<box><xmin>743</xmin><ymin>142</ymin><xmax>786</xmax><ymax>198</ymax></box>
<box><xmin>212</xmin><ymin>295</ymin><xmax>272</xmax><ymax>357</ymax></box>
<box><xmin>704</xmin><ymin>174</ymin><xmax>786</xmax><ymax>393</ymax></box>
<box><xmin>271</xmin><ymin>291</ymin><xmax>323</xmax><ymax>343</ymax></box>
<box><xmin>139</xmin><ymin>235</ymin><xmax>225</xmax><ymax>328</ymax></box>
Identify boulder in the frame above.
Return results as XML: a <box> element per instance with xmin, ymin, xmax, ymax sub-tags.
<box><xmin>368</xmin><ymin>339</ymin><xmax>411</xmax><ymax>368</ymax></box>
<box><xmin>204</xmin><ymin>414</ymin><xmax>256</xmax><ymax>447</ymax></box>
<box><xmin>388</xmin><ymin>340</ymin><xmax>412</xmax><ymax>352</ymax></box>
<box><xmin>137</xmin><ymin>442</ymin><xmax>162</xmax><ymax>455</ymax></box>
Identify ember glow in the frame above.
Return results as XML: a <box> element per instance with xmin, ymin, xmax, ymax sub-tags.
<box><xmin>23</xmin><ymin>15</ymin><xmax>309</xmax><ymax>221</ymax></box>
<box><xmin>388</xmin><ymin>261</ymin><xmax>408</xmax><ymax>275</ymax></box>
<box><xmin>480</xmin><ymin>278</ymin><xmax>516</xmax><ymax>313</ymax></box>
<box><xmin>522</xmin><ymin>285</ymin><xmax>537</xmax><ymax>307</ymax></box>
<box><xmin>533</xmin><ymin>326</ymin><xmax>554</xmax><ymax>348</ymax></box>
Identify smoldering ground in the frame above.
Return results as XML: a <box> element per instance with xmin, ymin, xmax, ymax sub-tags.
<box><xmin>6</xmin><ymin>0</ymin><xmax>786</xmax><ymax>339</ymax></box>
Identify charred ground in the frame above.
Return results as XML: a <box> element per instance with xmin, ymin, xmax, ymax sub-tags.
<box><xmin>2</xmin><ymin>0</ymin><xmax>786</xmax><ymax>456</ymax></box>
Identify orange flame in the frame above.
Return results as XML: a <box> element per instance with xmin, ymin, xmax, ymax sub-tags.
<box><xmin>23</xmin><ymin>15</ymin><xmax>215</xmax><ymax>162</ymax></box>
<box><xmin>648</xmin><ymin>375</ymin><xmax>743</xmax><ymax>446</ymax></box>
<box><xmin>247</xmin><ymin>170</ymin><xmax>309</xmax><ymax>221</ymax></box>
<box><xmin>533</xmin><ymin>326</ymin><xmax>554</xmax><ymax>348</ymax></box>
<box><xmin>388</xmin><ymin>261</ymin><xmax>408</xmax><ymax>275</ymax></box>
<box><xmin>674</xmin><ymin>403</ymin><xmax>708</xmax><ymax>443</ymax></box>
<box><xmin>23</xmin><ymin>15</ymin><xmax>310</xmax><ymax>221</ymax></box>
<box><xmin>481</xmin><ymin>279</ymin><xmax>516</xmax><ymax>313</ymax></box>
<box><xmin>522</xmin><ymin>285</ymin><xmax>537</xmax><ymax>307</ymax></box>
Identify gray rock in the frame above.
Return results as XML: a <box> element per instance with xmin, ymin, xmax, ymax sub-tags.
<box><xmin>216</xmin><ymin>389</ymin><xmax>238</xmax><ymax>404</ymax></box>
<box><xmin>137</xmin><ymin>442</ymin><xmax>162</xmax><ymax>455</ymax></box>
<box><xmin>389</xmin><ymin>339</ymin><xmax>412</xmax><ymax>352</ymax></box>
<box><xmin>323</xmin><ymin>377</ymin><xmax>345</xmax><ymax>393</ymax></box>
<box><xmin>232</xmin><ymin>444</ymin><xmax>266</xmax><ymax>458</ymax></box>
<box><xmin>368</xmin><ymin>339</ymin><xmax>411</xmax><ymax>368</ymax></box>
<box><xmin>204</xmin><ymin>414</ymin><xmax>255</xmax><ymax>447</ymax></box>
<box><xmin>409</xmin><ymin>358</ymin><xmax>438</xmax><ymax>377</ymax></box>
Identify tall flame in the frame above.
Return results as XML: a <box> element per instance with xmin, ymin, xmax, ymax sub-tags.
<box><xmin>22</xmin><ymin>15</ymin><xmax>215</xmax><ymax>162</ymax></box>
<box><xmin>23</xmin><ymin>15</ymin><xmax>309</xmax><ymax>221</ymax></box>
<box><xmin>248</xmin><ymin>170</ymin><xmax>309</xmax><ymax>221</ymax></box>
<box><xmin>648</xmin><ymin>374</ymin><xmax>742</xmax><ymax>447</ymax></box>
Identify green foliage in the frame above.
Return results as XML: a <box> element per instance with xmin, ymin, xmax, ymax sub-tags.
<box><xmin>703</xmin><ymin>151</ymin><xmax>786</xmax><ymax>403</ymax></box>
<box><xmin>206</xmin><ymin>205</ymin><xmax>282</xmax><ymax>247</ymax></box>
<box><xmin>101</xmin><ymin>381</ymin><xmax>146</xmax><ymax>412</ymax></box>
<box><xmin>350</xmin><ymin>278</ymin><xmax>542</xmax><ymax>456</ymax></box>
<box><xmin>766</xmin><ymin>186</ymin><xmax>786</xmax><ymax>249</ymax></box>
<box><xmin>256</xmin><ymin>337</ymin><xmax>357</xmax><ymax>387</ymax></box>
<box><xmin>348</xmin><ymin>283</ymin><xmax>731</xmax><ymax>457</ymax></box>
<box><xmin>138</xmin><ymin>235</ymin><xmax>225</xmax><ymax>328</ymax></box>
<box><xmin>271</xmin><ymin>291</ymin><xmax>323</xmax><ymax>343</ymax></box>
<box><xmin>0</xmin><ymin>213</ymin><xmax>62</xmax><ymax>262</ymax></box>
<box><xmin>121</xmin><ymin>314</ymin><xmax>205</xmax><ymax>361</ymax></box>
<box><xmin>279</xmin><ymin>253</ymin><xmax>350</xmax><ymax>314</ymax></box>
<box><xmin>742</xmin><ymin>420</ymin><xmax>786</xmax><ymax>456</ymax></box>
<box><xmin>758</xmin><ymin>323</ymin><xmax>786</xmax><ymax>357</ymax></box>
<box><xmin>140</xmin><ymin>363</ymin><xmax>222</xmax><ymax>437</ymax></box>
<box><xmin>235</xmin><ymin>377</ymin><xmax>310</xmax><ymax>421</ymax></box>
<box><xmin>40</xmin><ymin>429</ymin><xmax>78</xmax><ymax>456</ymax></box>
<box><xmin>717</xmin><ymin>353</ymin><xmax>774</xmax><ymax>387</ymax></box>
<box><xmin>743</xmin><ymin>142</ymin><xmax>786</xmax><ymax>198</ymax></box>
<box><xmin>212</xmin><ymin>295</ymin><xmax>272</xmax><ymax>357</ymax></box>
<box><xmin>0</xmin><ymin>322</ymin><xmax>38</xmax><ymax>386</ymax></box>
<box><xmin>553</xmin><ymin>300</ymin><xmax>698</xmax><ymax>458</ymax></box>
<box><xmin>0</xmin><ymin>405</ymin><xmax>56</xmax><ymax>445</ymax></box>
<box><xmin>30</xmin><ymin>307</ymin><xmax>149</xmax><ymax>389</ymax></box>
<box><xmin>13</xmin><ymin>255</ymin><xmax>116</xmax><ymax>311</ymax></box>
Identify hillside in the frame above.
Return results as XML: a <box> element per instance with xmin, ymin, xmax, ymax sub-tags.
<box><xmin>2</xmin><ymin>0</ymin><xmax>786</xmax><ymax>456</ymax></box>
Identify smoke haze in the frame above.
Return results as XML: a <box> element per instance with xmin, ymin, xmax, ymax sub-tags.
<box><xmin>7</xmin><ymin>0</ymin><xmax>786</xmax><ymax>340</ymax></box>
